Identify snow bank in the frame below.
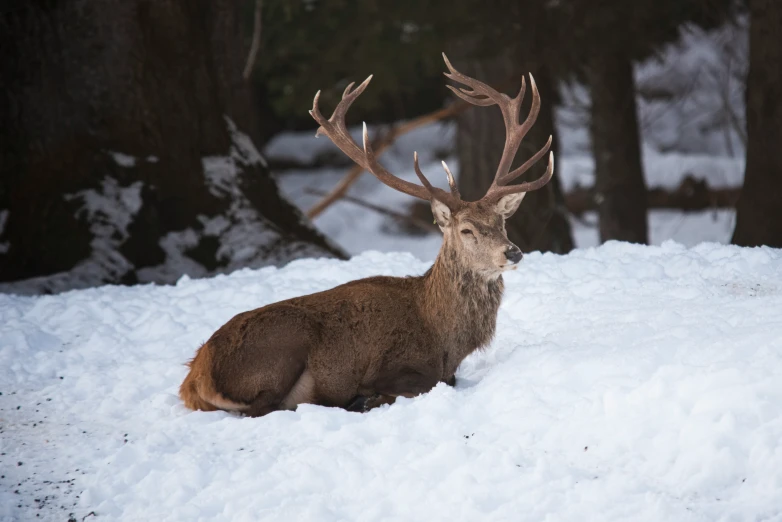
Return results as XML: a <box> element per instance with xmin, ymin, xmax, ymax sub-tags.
<box><xmin>1</xmin><ymin>243</ymin><xmax>781</xmax><ymax>521</ymax></box>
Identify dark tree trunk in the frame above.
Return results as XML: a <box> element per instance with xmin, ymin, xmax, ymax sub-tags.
<box><xmin>454</xmin><ymin>51</ymin><xmax>574</xmax><ymax>254</ymax></box>
<box><xmin>0</xmin><ymin>1</ymin><xmax>343</xmax><ymax>294</ymax></box>
<box><xmin>732</xmin><ymin>0</ymin><xmax>782</xmax><ymax>247</ymax></box>
<box><xmin>588</xmin><ymin>49</ymin><xmax>649</xmax><ymax>244</ymax></box>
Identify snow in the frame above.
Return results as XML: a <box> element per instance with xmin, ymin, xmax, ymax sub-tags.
<box><xmin>636</xmin><ymin>20</ymin><xmax>748</xmax><ymax>157</ymax></box>
<box><xmin>109</xmin><ymin>152</ymin><xmax>137</xmax><ymax>168</ymax></box>
<box><xmin>225</xmin><ymin>116</ymin><xmax>268</xmax><ymax>168</ymax></box>
<box><xmin>0</xmin><ymin>177</ymin><xmax>146</xmax><ymax>296</ymax></box>
<box><xmin>2</xmin><ymin>243</ymin><xmax>782</xmax><ymax>521</ymax></box>
<box><xmin>109</xmin><ymin>152</ymin><xmax>161</xmax><ymax>168</ymax></box>
<box><xmin>556</xmin><ymin>146</ymin><xmax>744</xmax><ymax>192</ymax></box>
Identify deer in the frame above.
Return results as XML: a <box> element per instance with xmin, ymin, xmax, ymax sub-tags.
<box><xmin>179</xmin><ymin>53</ymin><xmax>554</xmax><ymax>417</ymax></box>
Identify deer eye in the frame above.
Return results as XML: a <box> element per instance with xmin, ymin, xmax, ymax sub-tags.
<box><xmin>460</xmin><ymin>228</ymin><xmax>474</xmax><ymax>236</ymax></box>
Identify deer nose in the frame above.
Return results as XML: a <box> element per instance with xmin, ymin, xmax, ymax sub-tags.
<box><xmin>505</xmin><ymin>245</ymin><xmax>523</xmax><ymax>264</ymax></box>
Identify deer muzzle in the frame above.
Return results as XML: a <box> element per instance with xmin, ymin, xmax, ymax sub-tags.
<box><xmin>505</xmin><ymin>245</ymin><xmax>523</xmax><ymax>264</ymax></box>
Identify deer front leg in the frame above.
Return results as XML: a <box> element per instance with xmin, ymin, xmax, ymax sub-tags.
<box><xmin>345</xmin><ymin>393</ymin><xmax>399</xmax><ymax>412</ymax></box>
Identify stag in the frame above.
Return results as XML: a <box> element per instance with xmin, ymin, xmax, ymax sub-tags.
<box><xmin>180</xmin><ymin>53</ymin><xmax>554</xmax><ymax>416</ymax></box>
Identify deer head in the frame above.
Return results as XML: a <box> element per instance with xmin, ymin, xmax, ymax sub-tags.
<box><xmin>310</xmin><ymin>53</ymin><xmax>554</xmax><ymax>279</ymax></box>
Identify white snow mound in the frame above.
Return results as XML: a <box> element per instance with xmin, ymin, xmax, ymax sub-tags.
<box><xmin>1</xmin><ymin>243</ymin><xmax>781</xmax><ymax>521</ymax></box>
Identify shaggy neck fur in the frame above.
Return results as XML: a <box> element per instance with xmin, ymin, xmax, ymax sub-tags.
<box><xmin>419</xmin><ymin>238</ymin><xmax>504</xmax><ymax>371</ymax></box>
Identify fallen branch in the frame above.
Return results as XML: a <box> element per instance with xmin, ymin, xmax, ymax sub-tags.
<box><xmin>566</xmin><ymin>175</ymin><xmax>741</xmax><ymax>215</ymax></box>
<box><xmin>306</xmin><ymin>101</ymin><xmax>470</xmax><ymax>220</ymax></box>
<box><xmin>305</xmin><ymin>188</ymin><xmax>436</xmax><ymax>232</ymax></box>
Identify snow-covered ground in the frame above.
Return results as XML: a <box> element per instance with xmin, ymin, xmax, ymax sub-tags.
<box><xmin>2</xmin><ymin>243</ymin><xmax>782</xmax><ymax>521</ymax></box>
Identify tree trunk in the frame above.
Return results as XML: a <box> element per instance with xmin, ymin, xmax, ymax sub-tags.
<box><xmin>588</xmin><ymin>49</ymin><xmax>649</xmax><ymax>244</ymax></box>
<box><xmin>731</xmin><ymin>0</ymin><xmax>782</xmax><ymax>247</ymax></box>
<box><xmin>454</xmin><ymin>51</ymin><xmax>574</xmax><ymax>254</ymax></box>
<box><xmin>0</xmin><ymin>1</ymin><xmax>343</xmax><ymax>294</ymax></box>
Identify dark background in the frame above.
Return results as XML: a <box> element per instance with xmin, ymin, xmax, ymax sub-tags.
<box><xmin>1</xmin><ymin>0</ymin><xmax>779</xmax><ymax>294</ymax></box>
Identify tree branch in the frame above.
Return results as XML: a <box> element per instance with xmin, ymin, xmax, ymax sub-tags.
<box><xmin>304</xmin><ymin>188</ymin><xmax>436</xmax><ymax>232</ymax></box>
<box><xmin>242</xmin><ymin>0</ymin><xmax>263</xmax><ymax>81</ymax></box>
<box><xmin>566</xmin><ymin>176</ymin><xmax>741</xmax><ymax>215</ymax></box>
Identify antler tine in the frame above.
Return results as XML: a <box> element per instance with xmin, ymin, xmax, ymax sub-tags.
<box><xmin>441</xmin><ymin>161</ymin><xmax>461</xmax><ymax>199</ymax></box>
<box><xmin>414</xmin><ymin>152</ymin><xmax>462</xmax><ymax>208</ymax></box>
<box><xmin>342</xmin><ymin>81</ymin><xmax>356</xmax><ymax>99</ymax></box>
<box><xmin>442</xmin><ymin>53</ymin><xmax>508</xmax><ymax>107</ymax></box>
<box><xmin>515</xmin><ymin>74</ymin><xmax>527</xmax><ymax>110</ymax></box>
<box><xmin>497</xmin><ymin>135</ymin><xmax>552</xmax><ymax>186</ymax></box>
<box><xmin>412</xmin><ymin>151</ymin><xmax>435</xmax><ymax>191</ymax></box>
<box><xmin>517</xmin><ymin>74</ymin><xmax>540</xmax><ymax>145</ymax></box>
<box><xmin>485</xmin><ymin>152</ymin><xmax>555</xmax><ymax>201</ymax></box>
<box><xmin>310</xmin><ymin>76</ymin><xmax>440</xmax><ymax>203</ymax></box>
<box><xmin>445</xmin><ymin>85</ymin><xmax>496</xmax><ymax>107</ymax></box>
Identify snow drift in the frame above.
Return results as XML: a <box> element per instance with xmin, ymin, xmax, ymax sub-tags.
<box><xmin>1</xmin><ymin>243</ymin><xmax>781</xmax><ymax>521</ymax></box>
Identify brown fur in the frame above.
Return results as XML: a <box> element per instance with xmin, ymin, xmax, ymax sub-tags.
<box><xmin>180</xmin><ymin>200</ymin><xmax>526</xmax><ymax>417</ymax></box>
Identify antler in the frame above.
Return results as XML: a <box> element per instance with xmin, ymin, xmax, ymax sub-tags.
<box><xmin>310</xmin><ymin>77</ymin><xmax>462</xmax><ymax>209</ymax></box>
<box><xmin>442</xmin><ymin>53</ymin><xmax>554</xmax><ymax>202</ymax></box>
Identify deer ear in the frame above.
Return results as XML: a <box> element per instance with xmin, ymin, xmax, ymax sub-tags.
<box><xmin>430</xmin><ymin>198</ymin><xmax>452</xmax><ymax>227</ymax></box>
<box><xmin>494</xmin><ymin>192</ymin><xmax>526</xmax><ymax>218</ymax></box>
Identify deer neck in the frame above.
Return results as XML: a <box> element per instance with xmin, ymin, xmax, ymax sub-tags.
<box><xmin>420</xmin><ymin>241</ymin><xmax>504</xmax><ymax>366</ymax></box>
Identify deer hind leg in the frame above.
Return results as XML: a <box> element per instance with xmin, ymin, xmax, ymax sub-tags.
<box><xmin>214</xmin><ymin>369</ymin><xmax>309</xmax><ymax>418</ymax></box>
<box><xmin>234</xmin><ymin>369</ymin><xmax>316</xmax><ymax>418</ymax></box>
<box><xmin>244</xmin><ymin>368</ymin><xmax>316</xmax><ymax>417</ymax></box>
<box><xmin>221</xmin><ymin>308</ymin><xmax>322</xmax><ymax>414</ymax></box>
<box><xmin>219</xmin><ymin>362</ymin><xmax>310</xmax><ymax>418</ymax></box>
<box><xmin>241</xmin><ymin>391</ymin><xmax>279</xmax><ymax>417</ymax></box>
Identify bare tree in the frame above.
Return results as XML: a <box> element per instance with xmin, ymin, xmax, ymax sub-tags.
<box><xmin>588</xmin><ymin>48</ymin><xmax>649</xmax><ymax>244</ymax></box>
<box><xmin>732</xmin><ymin>0</ymin><xmax>782</xmax><ymax>247</ymax></box>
